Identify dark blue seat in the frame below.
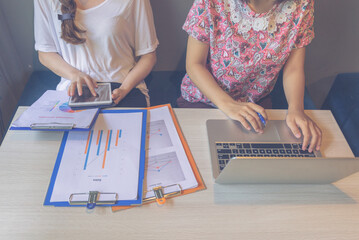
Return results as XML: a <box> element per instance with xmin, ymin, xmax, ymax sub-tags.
<box><xmin>18</xmin><ymin>70</ymin><xmax>317</xmax><ymax>109</ymax></box>
<box><xmin>270</xmin><ymin>70</ymin><xmax>316</xmax><ymax>110</ymax></box>
<box><xmin>17</xmin><ymin>70</ymin><xmax>184</xmax><ymax>107</ymax></box>
<box><xmin>322</xmin><ymin>73</ymin><xmax>359</xmax><ymax>156</ymax></box>
<box><xmin>17</xmin><ymin>71</ymin><xmax>59</xmax><ymax>106</ymax></box>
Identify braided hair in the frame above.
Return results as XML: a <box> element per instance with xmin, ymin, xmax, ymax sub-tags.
<box><xmin>59</xmin><ymin>0</ymin><xmax>86</xmax><ymax>44</ymax></box>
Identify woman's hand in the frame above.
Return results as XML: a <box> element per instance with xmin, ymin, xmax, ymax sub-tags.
<box><xmin>111</xmin><ymin>86</ymin><xmax>130</xmax><ymax>105</ymax></box>
<box><xmin>68</xmin><ymin>71</ymin><xmax>98</xmax><ymax>97</ymax></box>
<box><xmin>286</xmin><ymin>109</ymin><xmax>322</xmax><ymax>152</ymax></box>
<box><xmin>37</xmin><ymin>52</ymin><xmax>98</xmax><ymax>97</ymax></box>
<box><xmin>221</xmin><ymin>101</ymin><xmax>267</xmax><ymax>133</ymax></box>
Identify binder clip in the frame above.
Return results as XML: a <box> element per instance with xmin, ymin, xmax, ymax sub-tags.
<box><xmin>152</xmin><ymin>186</ymin><xmax>166</xmax><ymax>205</ymax></box>
<box><xmin>30</xmin><ymin>122</ymin><xmax>74</xmax><ymax>130</ymax></box>
<box><xmin>144</xmin><ymin>184</ymin><xmax>182</xmax><ymax>206</ymax></box>
<box><xmin>69</xmin><ymin>191</ymin><xmax>118</xmax><ymax>209</ymax></box>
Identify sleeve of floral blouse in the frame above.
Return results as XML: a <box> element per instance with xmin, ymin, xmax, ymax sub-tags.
<box><xmin>182</xmin><ymin>0</ymin><xmax>210</xmax><ymax>43</ymax></box>
<box><xmin>293</xmin><ymin>0</ymin><xmax>315</xmax><ymax>49</ymax></box>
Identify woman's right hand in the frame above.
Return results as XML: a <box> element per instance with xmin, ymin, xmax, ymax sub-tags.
<box><xmin>221</xmin><ymin>101</ymin><xmax>268</xmax><ymax>133</ymax></box>
<box><xmin>68</xmin><ymin>71</ymin><xmax>98</xmax><ymax>97</ymax></box>
<box><xmin>184</xmin><ymin>36</ymin><xmax>267</xmax><ymax>132</ymax></box>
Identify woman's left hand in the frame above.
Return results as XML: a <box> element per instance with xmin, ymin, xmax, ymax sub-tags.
<box><xmin>111</xmin><ymin>86</ymin><xmax>130</xmax><ymax>105</ymax></box>
<box><xmin>286</xmin><ymin>110</ymin><xmax>322</xmax><ymax>152</ymax></box>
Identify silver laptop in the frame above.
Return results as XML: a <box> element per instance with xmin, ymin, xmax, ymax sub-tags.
<box><xmin>207</xmin><ymin>119</ymin><xmax>359</xmax><ymax>184</ymax></box>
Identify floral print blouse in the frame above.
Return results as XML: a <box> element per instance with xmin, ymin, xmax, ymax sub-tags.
<box><xmin>180</xmin><ymin>0</ymin><xmax>314</xmax><ymax>106</ymax></box>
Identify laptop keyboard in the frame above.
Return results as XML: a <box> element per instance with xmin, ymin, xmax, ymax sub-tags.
<box><xmin>216</xmin><ymin>142</ymin><xmax>317</xmax><ymax>171</ymax></box>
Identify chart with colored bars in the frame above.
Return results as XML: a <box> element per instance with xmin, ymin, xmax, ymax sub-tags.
<box><xmin>83</xmin><ymin>129</ymin><xmax>123</xmax><ymax>170</ymax></box>
<box><xmin>45</xmin><ymin>100</ymin><xmax>79</xmax><ymax>113</ymax></box>
<box><xmin>146</xmin><ymin>152</ymin><xmax>185</xmax><ymax>187</ymax></box>
<box><xmin>148</xmin><ymin>120</ymin><xmax>173</xmax><ymax>150</ymax></box>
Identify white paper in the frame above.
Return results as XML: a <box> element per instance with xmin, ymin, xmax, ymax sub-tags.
<box><xmin>145</xmin><ymin>106</ymin><xmax>198</xmax><ymax>198</ymax></box>
<box><xmin>50</xmin><ymin>111</ymin><xmax>144</xmax><ymax>202</ymax></box>
<box><xmin>12</xmin><ymin>90</ymin><xmax>99</xmax><ymax>129</ymax></box>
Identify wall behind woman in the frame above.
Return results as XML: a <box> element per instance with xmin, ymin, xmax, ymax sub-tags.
<box><xmin>306</xmin><ymin>0</ymin><xmax>359</xmax><ymax>107</ymax></box>
<box><xmin>3</xmin><ymin>0</ymin><xmax>359</xmax><ymax>108</ymax></box>
<box><xmin>0</xmin><ymin>0</ymin><xmax>32</xmax><ymax>143</ymax></box>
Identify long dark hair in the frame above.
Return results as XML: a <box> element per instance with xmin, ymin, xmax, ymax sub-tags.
<box><xmin>59</xmin><ymin>0</ymin><xmax>86</xmax><ymax>44</ymax></box>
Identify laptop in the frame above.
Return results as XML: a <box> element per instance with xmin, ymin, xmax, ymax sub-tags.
<box><xmin>206</xmin><ymin>119</ymin><xmax>359</xmax><ymax>184</ymax></box>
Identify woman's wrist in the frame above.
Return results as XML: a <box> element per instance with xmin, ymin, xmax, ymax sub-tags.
<box><xmin>213</xmin><ymin>94</ymin><xmax>238</xmax><ymax>110</ymax></box>
<box><xmin>68</xmin><ymin>68</ymin><xmax>83</xmax><ymax>81</ymax></box>
<box><xmin>287</xmin><ymin>109</ymin><xmax>304</xmax><ymax>117</ymax></box>
<box><xmin>288</xmin><ymin>103</ymin><xmax>304</xmax><ymax>113</ymax></box>
<box><xmin>118</xmin><ymin>82</ymin><xmax>132</xmax><ymax>95</ymax></box>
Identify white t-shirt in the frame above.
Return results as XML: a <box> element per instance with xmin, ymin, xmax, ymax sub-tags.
<box><xmin>34</xmin><ymin>0</ymin><xmax>159</xmax><ymax>104</ymax></box>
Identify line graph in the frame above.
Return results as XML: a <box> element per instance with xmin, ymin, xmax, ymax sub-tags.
<box><xmin>146</xmin><ymin>152</ymin><xmax>185</xmax><ymax>184</ymax></box>
<box><xmin>148</xmin><ymin>120</ymin><xmax>172</xmax><ymax>149</ymax></box>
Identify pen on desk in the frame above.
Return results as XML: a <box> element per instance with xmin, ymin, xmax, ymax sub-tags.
<box><xmin>247</xmin><ymin>97</ymin><xmax>266</xmax><ymax>126</ymax></box>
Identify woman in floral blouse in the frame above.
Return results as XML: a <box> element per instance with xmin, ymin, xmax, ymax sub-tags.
<box><xmin>177</xmin><ymin>0</ymin><xmax>321</xmax><ymax>152</ymax></box>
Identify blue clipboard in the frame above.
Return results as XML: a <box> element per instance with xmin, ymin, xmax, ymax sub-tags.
<box><xmin>10</xmin><ymin>90</ymin><xmax>101</xmax><ymax>131</ymax></box>
<box><xmin>10</xmin><ymin>108</ymin><xmax>100</xmax><ymax>131</ymax></box>
<box><xmin>44</xmin><ymin>109</ymin><xmax>147</xmax><ymax>207</ymax></box>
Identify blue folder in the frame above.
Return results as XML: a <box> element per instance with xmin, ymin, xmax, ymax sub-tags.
<box><xmin>44</xmin><ymin>109</ymin><xmax>147</xmax><ymax>207</ymax></box>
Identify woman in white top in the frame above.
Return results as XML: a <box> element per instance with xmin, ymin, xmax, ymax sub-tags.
<box><xmin>34</xmin><ymin>0</ymin><xmax>159</xmax><ymax>107</ymax></box>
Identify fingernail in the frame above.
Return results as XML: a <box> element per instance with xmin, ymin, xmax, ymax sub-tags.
<box><xmin>295</xmin><ymin>134</ymin><xmax>301</xmax><ymax>138</ymax></box>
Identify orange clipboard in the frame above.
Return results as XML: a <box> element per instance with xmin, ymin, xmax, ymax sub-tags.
<box><xmin>112</xmin><ymin>104</ymin><xmax>206</xmax><ymax>212</ymax></box>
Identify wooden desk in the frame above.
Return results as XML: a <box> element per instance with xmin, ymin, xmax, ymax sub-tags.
<box><xmin>1</xmin><ymin>108</ymin><xmax>358</xmax><ymax>240</ymax></box>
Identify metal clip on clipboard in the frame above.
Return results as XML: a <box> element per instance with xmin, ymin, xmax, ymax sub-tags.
<box><xmin>143</xmin><ymin>184</ymin><xmax>182</xmax><ymax>206</ymax></box>
<box><xmin>69</xmin><ymin>191</ymin><xmax>118</xmax><ymax>209</ymax></box>
<box><xmin>30</xmin><ymin>122</ymin><xmax>75</xmax><ymax>130</ymax></box>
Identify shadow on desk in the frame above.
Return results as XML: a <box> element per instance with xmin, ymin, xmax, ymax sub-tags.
<box><xmin>213</xmin><ymin>184</ymin><xmax>356</xmax><ymax>205</ymax></box>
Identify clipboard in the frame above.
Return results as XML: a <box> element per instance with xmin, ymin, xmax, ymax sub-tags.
<box><xmin>44</xmin><ymin>109</ymin><xmax>147</xmax><ymax>207</ymax></box>
<box><xmin>10</xmin><ymin>90</ymin><xmax>100</xmax><ymax>131</ymax></box>
<box><xmin>112</xmin><ymin>104</ymin><xmax>206</xmax><ymax>211</ymax></box>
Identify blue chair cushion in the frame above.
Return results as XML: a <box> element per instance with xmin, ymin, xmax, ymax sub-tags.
<box><xmin>322</xmin><ymin>73</ymin><xmax>359</xmax><ymax>156</ymax></box>
<box><xmin>17</xmin><ymin>71</ymin><xmax>59</xmax><ymax>106</ymax></box>
<box><xmin>19</xmin><ymin>70</ymin><xmax>317</xmax><ymax>109</ymax></box>
<box><xmin>270</xmin><ymin>70</ymin><xmax>317</xmax><ymax>110</ymax></box>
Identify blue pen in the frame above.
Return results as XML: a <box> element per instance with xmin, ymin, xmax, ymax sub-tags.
<box><xmin>248</xmin><ymin>97</ymin><xmax>266</xmax><ymax>126</ymax></box>
<box><xmin>256</xmin><ymin>112</ymin><xmax>266</xmax><ymax>126</ymax></box>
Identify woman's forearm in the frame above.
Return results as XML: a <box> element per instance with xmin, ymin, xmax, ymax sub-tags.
<box><xmin>187</xmin><ymin>62</ymin><xmax>235</xmax><ymax>108</ymax></box>
<box><xmin>38</xmin><ymin>51</ymin><xmax>82</xmax><ymax>81</ymax></box>
<box><xmin>120</xmin><ymin>51</ymin><xmax>157</xmax><ymax>93</ymax></box>
<box><xmin>283</xmin><ymin>48</ymin><xmax>306</xmax><ymax>112</ymax></box>
<box><xmin>186</xmin><ymin>36</ymin><xmax>236</xmax><ymax>108</ymax></box>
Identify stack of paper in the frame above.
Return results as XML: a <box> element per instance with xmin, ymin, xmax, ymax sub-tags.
<box><xmin>11</xmin><ymin>90</ymin><xmax>99</xmax><ymax>130</ymax></box>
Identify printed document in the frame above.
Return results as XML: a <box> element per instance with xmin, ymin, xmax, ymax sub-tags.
<box><xmin>12</xmin><ymin>90</ymin><xmax>98</xmax><ymax>129</ymax></box>
<box><xmin>49</xmin><ymin>111</ymin><xmax>144</xmax><ymax>202</ymax></box>
<box><xmin>145</xmin><ymin>106</ymin><xmax>198</xmax><ymax>198</ymax></box>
